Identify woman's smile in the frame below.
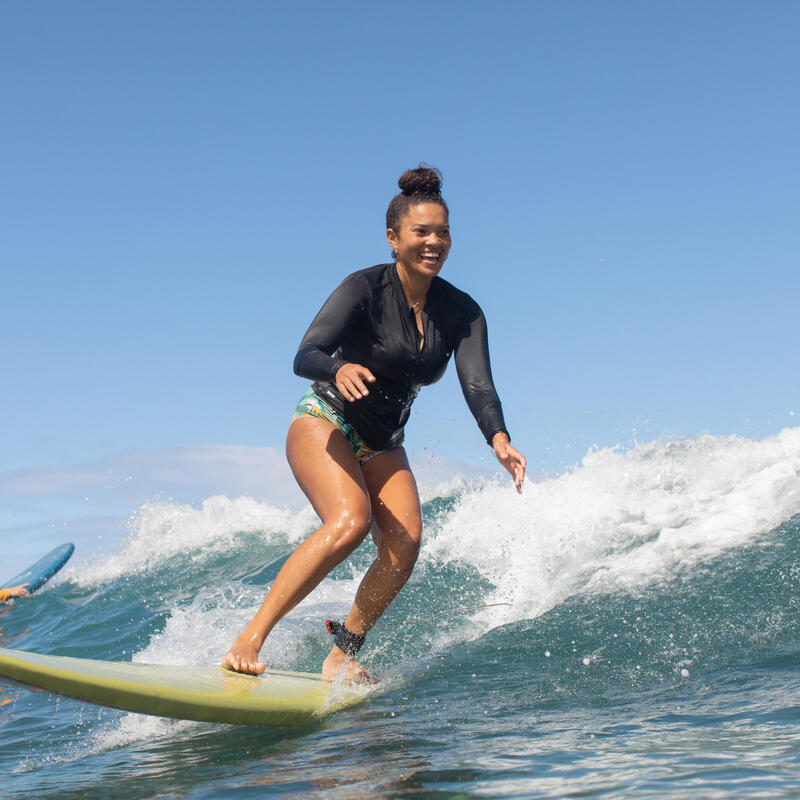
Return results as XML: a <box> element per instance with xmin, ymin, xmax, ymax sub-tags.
<box><xmin>388</xmin><ymin>203</ymin><xmax>451</xmax><ymax>279</ymax></box>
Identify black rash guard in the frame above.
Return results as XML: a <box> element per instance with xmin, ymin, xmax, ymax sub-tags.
<box><xmin>293</xmin><ymin>262</ymin><xmax>509</xmax><ymax>451</ymax></box>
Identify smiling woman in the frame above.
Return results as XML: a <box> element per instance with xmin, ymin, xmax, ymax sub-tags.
<box><xmin>222</xmin><ymin>165</ymin><xmax>527</xmax><ymax>682</ymax></box>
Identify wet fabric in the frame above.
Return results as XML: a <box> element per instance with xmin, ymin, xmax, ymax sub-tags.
<box><xmin>293</xmin><ymin>262</ymin><xmax>508</xmax><ymax>451</ymax></box>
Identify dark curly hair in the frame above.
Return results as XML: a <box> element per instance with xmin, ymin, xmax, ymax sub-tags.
<box><xmin>386</xmin><ymin>164</ymin><xmax>449</xmax><ymax>232</ymax></box>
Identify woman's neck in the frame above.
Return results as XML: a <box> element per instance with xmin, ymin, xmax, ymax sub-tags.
<box><xmin>396</xmin><ymin>262</ymin><xmax>432</xmax><ymax>310</ymax></box>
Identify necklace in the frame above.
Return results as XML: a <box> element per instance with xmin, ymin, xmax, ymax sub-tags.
<box><xmin>396</xmin><ymin>265</ymin><xmax>427</xmax><ymax>312</ymax></box>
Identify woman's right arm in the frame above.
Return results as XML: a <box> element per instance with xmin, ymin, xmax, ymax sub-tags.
<box><xmin>293</xmin><ymin>276</ymin><xmax>363</xmax><ymax>382</ymax></box>
<box><xmin>292</xmin><ymin>275</ymin><xmax>375</xmax><ymax>400</ymax></box>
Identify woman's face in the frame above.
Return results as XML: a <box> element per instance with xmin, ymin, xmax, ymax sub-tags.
<box><xmin>387</xmin><ymin>203</ymin><xmax>451</xmax><ymax>281</ymax></box>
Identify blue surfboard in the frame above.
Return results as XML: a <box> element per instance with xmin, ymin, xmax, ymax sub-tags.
<box><xmin>3</xmin><ymin>543</ymin><xmax>75</xmax><ymax>594</ymax></box>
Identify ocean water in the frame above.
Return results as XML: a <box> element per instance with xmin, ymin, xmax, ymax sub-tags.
<box><xmin>2</xmin><ymin>428</ymin><xmax>800</xmax><ymax>799</ymax></box>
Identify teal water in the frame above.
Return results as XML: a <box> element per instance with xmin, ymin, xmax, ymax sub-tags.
<box><xmin>2</xmin><ymin>429</ymin><xmax>800</xmax><ymax>798</ymax></box>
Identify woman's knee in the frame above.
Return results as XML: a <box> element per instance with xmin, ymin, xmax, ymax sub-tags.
<box><xmin>379</xmin><ymin>520</ymin><xmax>422</xmax><ymax>571</ymax></box>
<box><xmin>328</xmin><ymin>507</ymin><xmax>372</xmax><ymax>555</ymax></box>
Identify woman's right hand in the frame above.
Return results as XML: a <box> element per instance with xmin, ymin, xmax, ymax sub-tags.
<box><xmin>335</xmin><ymin>363</ymin><xmax>376</xmax><ymax>402</ymax></box>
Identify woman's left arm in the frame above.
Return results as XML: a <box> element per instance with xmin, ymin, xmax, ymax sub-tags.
<box><xmin>453</xmin><ymin>300</ymin><xmax>527</xmax><ymax>492</ymax></box>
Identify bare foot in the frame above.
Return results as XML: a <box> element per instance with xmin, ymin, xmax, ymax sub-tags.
<box><xmin>221</xmin><ymin>634</ymin><xmax>266</xmax><ymax>675</ymax></box>
<box><xmin>321</xmin><ymin>645</ymin><xmax>377</xmax><ymax>684</ymax></box>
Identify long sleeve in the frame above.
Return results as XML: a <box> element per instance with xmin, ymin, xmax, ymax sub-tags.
<box><xmin>288</xmin><ymin>263</ymin><xmax>509</xmax><ymax>452</ymax></box>
<box><xmin>453</xmin><ymin>302</ymin><xmax>509</xmax><ymax>445</ymax></box>
<box><xmin>293</xmin><ymin>275</ymin><xmax>365</xmax><ymax>382</ymax></box>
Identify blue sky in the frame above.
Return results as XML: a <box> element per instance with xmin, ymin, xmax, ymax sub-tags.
<box><xmin>2</xmin><ymin>1</ymin><xmax>799</xmax><ymax>575</ymax></box>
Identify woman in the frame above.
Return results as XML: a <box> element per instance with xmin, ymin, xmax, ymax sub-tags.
<box><xmin>223</xmin><ymin>166</ymin><xmax>526</xmax><ymax>681</ymax></box>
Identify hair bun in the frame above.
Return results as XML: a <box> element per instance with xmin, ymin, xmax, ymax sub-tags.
<box><xmin>397</xmin><ymin>165</ymin><xmax>442</xmax><ymax>196</ymax></box>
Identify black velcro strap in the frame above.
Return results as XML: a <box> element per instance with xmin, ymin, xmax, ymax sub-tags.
<box><xmin>325</xmin><ymin>619</ymin><xmax>365</xmax><ymax>657</ymax></box>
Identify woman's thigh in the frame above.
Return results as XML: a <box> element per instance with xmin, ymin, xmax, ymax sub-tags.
<box><xmin>286</xmin><ymin>416</ymin><xmax>371</xmax><ymax>526</ymax></box>
<box><xmin>361</xmin><ymin>447</ymin><xmax>422</xmax><ymax>549</ymax></box>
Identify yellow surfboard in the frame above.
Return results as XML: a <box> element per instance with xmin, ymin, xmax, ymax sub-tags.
<box><xmin>0</xmin><ymin>647</ymin><xmax>366</xmax><ymax>727</ymax></box>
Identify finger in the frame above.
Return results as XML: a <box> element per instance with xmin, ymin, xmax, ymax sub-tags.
<box><xmin>341</xmin><ymin>372</ymin><xmax>370</xmax><ymax>399</ymax></box>
<box><xmin>345</xmin><ymin>365</ymin><xmax>374</xmax><ymax>383</ymax></box>
<box><xmin>337</xmin><ymin>380</ymin><xmax>356</xmax><ymax>402</ymax></box>
<box><xmin>345</xmin><ymin>380</ymin><xmax>362</xmax><ymax>399</ymax></box>
<box><xmin>506</xmin><ymin>457</ymin><xmax>523</xmax><ymax>491</ymax></box>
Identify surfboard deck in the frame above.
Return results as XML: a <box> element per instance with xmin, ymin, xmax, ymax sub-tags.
<box><xmin>3</xmin><ymin>543</ymin><xmax>75</xmax><ymax>594</ymax></box>
<box><xmin>0</xmin><ymin>647</ymin><xmax>366</xmax><ymax>727</ymax></box>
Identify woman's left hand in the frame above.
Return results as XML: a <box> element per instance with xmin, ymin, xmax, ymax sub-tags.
<box><xmin>492</xmin><ymin>433</ymin><xmax>527</xmax><ymax>494</ymax></box>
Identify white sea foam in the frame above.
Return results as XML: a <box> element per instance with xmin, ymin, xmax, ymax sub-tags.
<box><xmin>66</xmin><ymin>427</ymin><xmax>800</xmax><ymax>703</ymax></box>
<box><xmin>134</xmin><ymin>574</ymin><xmax>362</xmax><ymax>669</ymax></box>
<box><xmin>70</xmin><ymin>495</ymin><xmax>320</xmax><ymax>586</ymax></box>
<box><xmin>424</xmin><ymin>427</ymin><xmax>800</xmax><ymax>628</ymax></box>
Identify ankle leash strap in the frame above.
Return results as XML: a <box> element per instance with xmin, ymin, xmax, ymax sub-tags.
<box><xmin>325</xmin><ymin>619</ymin><xmax>365</xmax><ymax>657</ymax></box>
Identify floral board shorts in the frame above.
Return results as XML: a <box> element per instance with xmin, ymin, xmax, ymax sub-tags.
<box><xmin>292</xmin><ymin>387</ymin><xmax>387</xmax><ymax>464</ymax></box>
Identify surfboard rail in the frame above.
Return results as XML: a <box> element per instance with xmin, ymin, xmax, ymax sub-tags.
<box><xmin>0</xmin><ymin>647</ymin><xmax>366</xmax><ymax>727</ymax></box>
